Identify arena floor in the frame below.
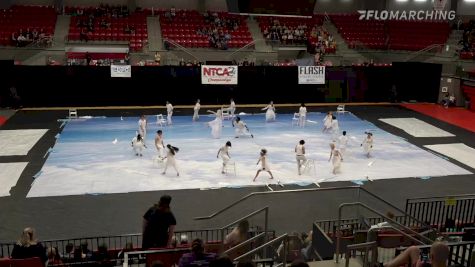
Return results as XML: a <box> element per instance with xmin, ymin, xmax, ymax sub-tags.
<box><xmin>0</xmin><ymin>105</ymin><xmax>474</xmax><ymax>242</ymax></box>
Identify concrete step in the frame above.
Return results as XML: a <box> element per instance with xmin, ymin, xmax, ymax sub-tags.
<box><xmin>52</xmin><ymin>15</ymin><xmax>71</xmax><ymax>49</ymax></box>
<box><xmin>247</xmin><ymin>17</ymin><xmax>272</xmax><ymax>52</ymax></box>
<box><xmin>308</xmin><ymin>258</ymin><xmax>362</xmax><ymax>267</ymax></box>
<box><xmin>147</xmin><ymin>16</ymin><xmax>162</xmax><ymax>51</ymax></box>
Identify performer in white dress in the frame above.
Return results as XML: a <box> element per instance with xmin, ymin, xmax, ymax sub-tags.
<box><xmin>154</xmin><ymin>130</ymin><xmax>164</xmax><ymax>158</ymax></box>
<box><xmin>322</xmin><ymin>112</ymin><xmax>333</xmax><ymax>133</ymax></box>
<box><xmin>337</xmin><ymin>131</ymin><xmax>348</xmax><ymax>157</ymax></box>
<box><xmin>361</xmin><ymin>132</ymin><xmax>374</xmax><ymax>158</ymax></box>
<box><xmin>207</xmin><ymin>108</ymin><xmax>223</xmax><ymax>139</ymax></box>
<box><xmin>295</xmin><ymin>140</ymin><xmax>307</xmax><ymax>175</ymax></box>
<box><xmin>298</xmin><ymin>103</ymin><xmax>307</xmax><ymax>127</ymax></box>
<box><xmin>329</xmin><ymin>143</ymin><xmax>343</xmax><ymax>174</ymax></box>
<box><xmin>262</xmin><ymin>101</ymin><xmax>276</xmax><ymax>122</ymax></box>
<box><xmin>138</xmin><ymin>115</ymin><xmax>147</xmax><ymax>140</ymax></box>
<box><xmin>217</xmin><ymin>141</ymin><xmax>232</xmax><ymax>174</ymax></box>
<box><xmin>228</xmin><ymin>98</ymin><xmax>236</xmax><ymax>118</ymax></box>
<box><xmin>232</xmin><ymin>116</ymin><xmax>253</xmax><ymax>138</ymax></box>
<box><xmin>162</xmin><ymin>144</ymin><xmax>179</xmax><ymax>176</ymax></box>
<box><xmin>330</xmin><ymin>115</ymin><xmax>340</xmax><ymax>138</ymax></box>
<box><xmin>193</xmin><ymin>99</ymin><xmax>201</xmax><ymax>121</ymax></box>
<box><xmin>131</xmin><ymin>134</ymin><xmax>146</xmax><ymax>157</ymax></box>
<box><xmin>166</xmin><ymin>101</ymin><xmax>173</xmax><ymax>125</ymax></box>
<box><xmin>253</xmin><ymin>149</ymin><xmax>274</xmax><ymax>181</ymax></box>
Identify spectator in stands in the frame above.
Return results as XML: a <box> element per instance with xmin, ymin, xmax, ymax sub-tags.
<box><xmin>236</xmin><ymin>261</ymin><xmax>256</xmax><ymax>267</ymax></box>
<box><xmin>170</xmin><ymin>6</ymin><xmax>176</xmax><ymax>18</ymax></box>
<box><xmin>80</xmin><ymin>27</ymin><xmax>88</xmax><ymax>42</ymax></box>
<box><xmin>86</xmin><ymin>52</ymin><xmax>92</xmax><ymax>65</ymax></box>
<box><xmin>277</xmin><ymin>232</ymin><xmax>304</xmax><ymax>262</ymax></box>
<box><xmin>210</xmin><ymin>255</ymin><xmax>234</xmax><ymax>267</ymax></box>
<box><xmin>124</xmin><ymin>24</ymin><xmax>131</xmax><ymax>34</ymax></box>
<box><xmin>224</xmin><ymin>220</ymin><xmax>249</xmax><ymax>248</ymax></box>
<box><xmin>32</xmin><ymin>29</ymin><xmax>39</xmax><ymax>41</ymax></box>
<box><xmin>47</xmin><ymin>247</ymin><xmax>63</xmax><ymax>266</ymax></box>
<box><xmin>11</xmin><ymin>227</ymin><xmax>47</xmax><ymax>264</ymax></box>
<box><xmin>154</xmin><ymin>52</ymin><xmax>161</xmax><ymax>65</ymax></box>
<box><xmin>142</xmin><ymin>195</ymin><xmax>176</xmax><ymax>249</ymax></box>
<box><xmin>178</xmin><ymin>239</ymin><xmax>217</xmax><ymax>267</ymax></box>
<box><xmin>290</xmin><ymin>260</ymin><xmax>309</xmax><ymax>267</ymax></box>
<box><xmin>91</xmin><ymin>244</ymin><xmax>113</xmax><ymax>266</ymax></box>
<box><xmin>64</xmin><ymin>243</ymin><xmax>74</xmax><ymax>261</ymax></box>
<box><xmin>151</xmin><ymin>261</ymin><xmax>165</xmax><ymax>267</ymax></box>
<box><xmin>383</xmin><ymin>242</ymin><xmax>451</xmax><ymax>267</ymax></box>
<box><xmin>17</xmin><ymin>33</ymin><xmax>27</xmax><ymax>47</ymax></box>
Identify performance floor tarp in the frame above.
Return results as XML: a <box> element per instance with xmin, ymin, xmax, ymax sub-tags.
<box><xmin>0</xmin><ymin>129</ymin><xmax>48</xmax><ymax>156</ymax></box>
<box><xmin>26</xmin><ymin>113</ymin><xmax>471</xmax><ymax>197</ymax></box>
<box><xmin>0</xmin><ymin>162</ymin><xmax>28</xmax><ymax>197</ymax></box>
<box><xmin>424</xmin><ymin>143</ymin><xmax>475</xmax><ymax>169</ymax></box>
<box><xmin>378</xmin><ymin>118</ymin><xmax>455</xmax><ymax>137</ymax></box>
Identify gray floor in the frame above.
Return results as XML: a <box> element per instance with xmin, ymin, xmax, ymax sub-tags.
<box><xmin>0</xmin><ymin>106</ymin><xmax>474</xmax><ymax>242</ymax></box>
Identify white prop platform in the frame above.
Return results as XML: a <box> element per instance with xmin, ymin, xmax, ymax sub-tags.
<box><xmin>379</xmin><ymin>118</ymin><xmax>454</xmax><ymax>137</ymax></box>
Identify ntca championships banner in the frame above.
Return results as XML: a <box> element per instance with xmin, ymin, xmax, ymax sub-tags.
<box><xmin>111</xmin><ymin>65</ymin><xmax>131</xmax><ymax>78</ymax></box>
<box><xmin>201</xmin><ymin>65</ymin><xmax>238</xmax><ymax>85</ymax></box>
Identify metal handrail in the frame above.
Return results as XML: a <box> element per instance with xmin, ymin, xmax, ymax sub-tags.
<box><xmin>163</xmin><ymin>38</ymin><xmax>201</xmax><ymax>62</ymax></box>
<box><xmin>123</xmin><ymin>247</ymin><xmax>191</xmax><ymax>267</ymax></box>
<box><xmin>234</xmin><ymin>233</ymin><xmax>288</xmax><ymax>262</ymax></box>
<box><xmin>194</xmin><ymin>186</ymin><xmax>360</xmax><ymax>220</ymax></box>
<box><xmin>193</xmin><ymin>186</ymin><xmax>433</xmax><ymax>233</ymax></box>
<box><xmin>218</xmin><ymin>207</ymin><xmax>269</xmax><ymax>256</ymax></box>
<box><xmin>407</xmin><ymin>193</ymin><xmax>475</xmax><ymax>202</ymax></box>
<box><xmin>335</xmin><ymin>202</ymin><xmax>433</xmax><ymax>263</ymax></box>
<box><xmin>223</xmin><ymin>232</ymin><xmax>267</xmax><ymax>256</ymax></box>
<box><xmin>404</xmin><ymin>43</ymin><xmax>445</xmax><ymax>61</ymax></box>
<box><xmin>345</xmin><ymin>241</ymin><xmax>378</xmax><ymax>267</ymax></box>
<box><xmin>225</xmin><ymin>39</ymin><xmax>264</xmax><ymax>59</ymax></box>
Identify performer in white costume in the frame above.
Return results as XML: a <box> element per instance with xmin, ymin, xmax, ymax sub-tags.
<box><xmin>262</xmin><ymin>101</ymin><xmax>276</xmax><ymax>122</ymax></box>
<box><xmin>228</xmin><ymin>98</ymin><xmax>236</xmax><ymax>118</ymax></box>
<box><xmin>330</xmin><ymin>115</ymin><xmax>340</xmax><ymax>137</ymax></box>
<box><xmin>295</xmin><ymin>140</ymin><xmax>307</xmax><ymax>175</ymax></box>
<box><xmin>207</xmin><ymin>108</ymin><xmax>223</xmax><ymax>139</ymax></box>
<box><xmin>166</xmin><ymin>101</ymin><xmax>173</xmax><ymax>125</ymax></box>
<box><xmin>131</xmin><ymin>134</ymin><xmax>146</xmax><ymax>157</ymax></box>
<box><xmin>154</xmin><ymin>130</ymin><xmax>165</xmax><ymax>158</ymax></box>
<box><xmin>162</xmin><ymin>144</ymin><xmax>179</xmax><ymax>176</ymax></box>
<box><xmin>232</xmin><ymin>116</ymin><xmax>253</xmax><ymax>138</ymax></box>
<box><xmin>322</xmin><ymin>112</ymin><xmax>333</xmax><ymax>133</ymax></box>
<box><xmin>329</xmin><ymin>143</ymin><xmax>343</xmax><ymax>174</ymax></box>
<box><xmin>138</xmin><ymin>115</ymin><xmax>147</xmax><ymax>140</ymax></box>
<box><xmin>193</xmin><ymin>99</ymin><xmax>200</xmax><ymax>121</ymax></box>
<box><xmin>253</xmin><ymin>149</ymin><xmax>274</xmax><ymax>181</ymax></box>
<box><xmin>337</xmin><ymin>131</ymin><xmax>348</xmax><ymax>157</ymax></box>
<box><xmin>217</xmin><ymin>141</ymin><xmax>232</xmax><ymax>174</ymax></box>
<box><xmin>298</xmin><ymin>103</ymin><xmax>307</xmax><ymax>127</ymax></box>
<box><xmin>361</xmin><ymin>132</ymin><xmax>374</xmax><ymax>158</ymax></box>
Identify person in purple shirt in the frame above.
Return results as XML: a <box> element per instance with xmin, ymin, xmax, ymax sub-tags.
<box><xmin>178</xmin><ymin>239</ymin><xmax>216</xmax><ymax>267</ymax></box>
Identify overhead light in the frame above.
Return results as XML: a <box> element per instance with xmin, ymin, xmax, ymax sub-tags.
<box><xmin>414</xmin><ymin>0</ymin><xmax>426</xmax><ymax>2</ymax></box>
<box><xmin>396</xmin><ymin>0</ymin><xmax>408</xmax><ymax>2</ymax></box>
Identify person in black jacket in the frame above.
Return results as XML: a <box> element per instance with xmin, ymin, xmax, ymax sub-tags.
<box><xmin>11</xmin><ymin>227</ymin><xmax>47</xmax><ymax>265</ymax></box>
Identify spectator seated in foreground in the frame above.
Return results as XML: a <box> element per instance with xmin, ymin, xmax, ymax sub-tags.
<box><xmin>383</xmin><ymin>242</ymin><xmax>460</xmax><ymax>267</ymax></box>
<box><xmin>11</xmin><ymin>227</ymin><xmax>47</xmax><ymax>264</ymax></box>
<box><xmin>178</xmin><ymin>239</ymin><xmax>217</xmax><ymax>267</ymax></box>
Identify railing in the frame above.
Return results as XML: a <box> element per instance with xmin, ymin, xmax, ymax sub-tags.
<box><xmin>0</xmin><ymin>227</ymin><xmax>253</xmax><ymax>259</ymax></box>
<box><xmin>315</xmin><ymin>215</ymin><xmax>406</xmax><ymax>236</ymax></box>
<box><xmin>396</xmin><ymin>241</ymin><xmax>475</xmax><ymax>267</ymax></box>
<box><xmin>225</xmin><ymin>39</ymin><xmax>263</xmax><ymax>60</ymax></box>
<box><xmin>234</xmin><ymin>233</ymin><xmax>288</xmax><ymax>265</ymax></box>
<box><xmin>345</xmin><ymin>241</ymin><xmax>378</xmax><ymax>267</ymax></box>
<box><xmin>123</xmin><ymin>247</ymin><xmax>191</xmax><ymax>267</ymax></box>
<box><xmin>194</xmin><ymin>186</ymin><xmax>433</xmax><ymax>233</ymax></box>
<box><xmin>403</xmin><ymin>43</ymin><xmax>445</xmax><ymax>62</ymax></box>
<box><xmin>163</xmin><ymin>38</ymin><xmax>202</xmax><ymax>62</ymax></box>
<box><xmin>312</xmin><ymin>223</ymin><xmax>335</xmax><ymax>261</ymax></box>
<box><xmin>336</xmin><ymin>202</ymin><xmax>434</xmax><ymax>263</ymax></box>
<box><xmin>405</xmin><ymin>194</ymin><xmax>475</xmax><ymax>231</ymax></box>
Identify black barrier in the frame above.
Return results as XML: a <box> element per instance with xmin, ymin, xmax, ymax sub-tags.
<box><xmin>405</xmin><ymin>195</ymin><xmax>475</xmax><ymax>231</ymax></box>
<box><xmin>0</xmin><ymin>64</ymin><xmax>441</xmax><ymax>107</ymax></box>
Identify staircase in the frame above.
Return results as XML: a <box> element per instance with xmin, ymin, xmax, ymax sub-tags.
<box><xmin>246</xmin><ymin>16</ymin><xmax>272</xmax><ymax>52</ymax></box>
<box><xmin>52</xmin><ymin>15</ymin><xmax>71</xmax><ymax>49</ymax></box>
<box><xmin>323</xmin><ymin>20</ymin><xmax>366</xmax><ymax>65</ymax></box>
<box><xmin>442</xmin><ymin>29</ymin><xmax>462</xmax><ymax>58</ymax></box>
<box><xmin>147</xmin><ymin>16</ymin><xmax>163</xmax><ymax>51</ymax></box>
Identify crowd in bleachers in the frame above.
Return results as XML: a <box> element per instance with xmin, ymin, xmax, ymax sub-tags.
<box><xmin>160</xmin><ymin>8</ymin><xmax>252</xmax><ymax>49</ymax></box>
<box><xmin>258</xmin><ymin>15</ymin><xmax>336</xmax><ymax>56</ymax></box>
<box><xmin>458</xmin><ymin>20</ymin><xmax>475</xmax><ymax>59</ymax></box>
<box><xmin>66</xmin><ymin>5</ymin><xmax>147</xmax><ymax>51</ymax></box>
<box><xmin>0</xmin><ymin>6</ymin><xmax>56</xmax><ymax>47</ymax></box>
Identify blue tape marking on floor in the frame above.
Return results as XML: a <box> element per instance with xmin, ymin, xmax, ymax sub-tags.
<box><xmin>419</xmin><ymin>176</ymin><xmax>432</xmax><ymax>180</ymax></box>
<box><xmin>43</xmin><ymin>147</ymin><xmax>53</xmax><ymax>158</ymax></box>
<box><xmin>55</xmin><ymin>133</ymin><xmax>60</xmax><ymax>139</ymax></box>
<box><xmin>352</xmin><ymin>180</ymin><xmax>365</xmax><ymax>185</ymax></box>
<box><xmin>33</xmin><ymin>171</ymin><xmax>43</xmax><ymax>179</ymax></box>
